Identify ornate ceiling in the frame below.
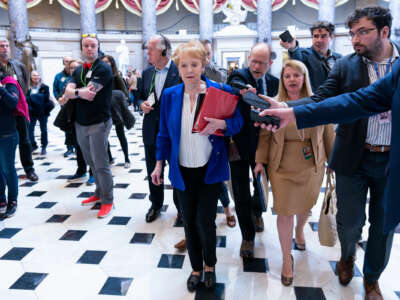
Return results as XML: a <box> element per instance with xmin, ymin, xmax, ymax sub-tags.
<box><xmin>0</xmin><ymin>0</ymin><xmax>368</xmax><ymax>15</ymax></box>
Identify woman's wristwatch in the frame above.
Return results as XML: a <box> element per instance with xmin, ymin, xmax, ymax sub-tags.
<box><xmin>75</xmin><ymin>89</ymin><xmax>79</xmax><ymax>98</ymax></box>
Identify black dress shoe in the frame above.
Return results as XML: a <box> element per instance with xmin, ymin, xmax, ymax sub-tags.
<box><xmin>3</xmin><ymin>201</ymin><xmax>17</xmax><ymax>218</ymax></box>
<box><xmin>204</xmin><ymin>271</ymin><xmax>216</xmax><ymax>289</ymax></box>
<box><xmin>26</xmin><ymin>170</ymin><xmax>38</xmax><ymax>182</ymax></box>
<box><xmin>187</xmin><ymin>273</ymin><xmax>201</xmax><ymax>292</ymax></box>
<box><xmin>145</xmin><ymin>207</ymin><xmax>161</xmax><ymax>223</ymax></box>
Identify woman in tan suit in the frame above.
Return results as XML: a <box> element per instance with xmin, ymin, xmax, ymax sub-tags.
<box><xmin>254</xmin><ymin>60</ymin><xmax>334</xmax><ymax>286</ymax></box>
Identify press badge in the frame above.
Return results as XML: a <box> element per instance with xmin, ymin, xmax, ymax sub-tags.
<box><xmin>378</xmin><ymin>112</ymin><xmax>391</xmax><ymax>124</ymax></box>
<box><xmin>147</xmin><ymin>92</ymin><xmax>156</xmax><ymax>107</ymax></box>
<box><xmin>86</xmin><ymin>70</ymin><xmax>92</xmax><ymax>79</ymax></box>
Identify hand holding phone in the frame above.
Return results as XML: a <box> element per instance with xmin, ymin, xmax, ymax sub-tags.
<box><xmin>279</xmin><ymin>30</ymin><xmax>293</xmax><ymax>43</ymax></box>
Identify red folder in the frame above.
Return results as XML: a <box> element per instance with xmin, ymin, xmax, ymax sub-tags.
<box><xmin>192</xmin><ymin>86</ymin><xmax>239</xmax><ymax>136</ymax></box>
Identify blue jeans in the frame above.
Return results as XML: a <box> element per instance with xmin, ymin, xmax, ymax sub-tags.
<box><xmin>336</xmin><ymin>150</ymin><xmax>394</xmax><ymax>284</ymax></box>
<box><xmin>29</xmin><ymin>115</ymin><xmax>48</xmax><ymax>149</ymax></box>
<box><xmin>0</xmin><ymin>132</ymin><xmax>19</xmax><ymax>203</ymax></box>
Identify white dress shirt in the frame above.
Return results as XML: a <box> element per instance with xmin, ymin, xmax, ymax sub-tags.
<box><xmin>154</xmin><ymin>59</ymin><xmax>172</xmax><ymax>99</ymax></box>
<box><xmin>179</xmin><ymin>92</ymin><xmax>212</xmax><ymax>168</ymax></box>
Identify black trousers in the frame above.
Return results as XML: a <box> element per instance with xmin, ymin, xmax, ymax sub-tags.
<box><xmin>336</xmin><ymin>151</ymin><xmax>394</xmax><ymax>284</ymax></box>
<box><xmin>115</xmin><ymin>123</ymin><xmax>129</xmax><ymax>163</ymax></box>
<box><xmin>71</xmin><ymin>127</ymin><xmax>90</xmax><ymax>176</ymax></box>
<box><xmin>16</xmin><ymin>116</ymin><xmax>34</xmax><ymax>173</ymax></box>
<box><xmin>64</xmin><ymin>128</ymin><xmax>74</xmax><ymax>148</ymax></box>
<box><xmin>229</xmin><ymin>159</ymin><xmax>258</xmax><ymax>241</ymax></box>
<box><xmin>144</xmin><ymin>143</ymin><xmax>179</xmax><ymax>211</ymax></box>
<box><xmin>176</xmin><ymin>165</ymin><xmax>219</xmax><ymax>271</ymax></box>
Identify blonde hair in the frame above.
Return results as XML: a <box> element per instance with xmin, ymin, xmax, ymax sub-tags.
<box><xmin>276</xmin><ymin>60</ymin><xmax>313</xmax><ymax>102</ymax></box>
<box><xmin>172</xmin><ymin>40</ymin><xmax>207</xmax><ymax>67</ymax></box>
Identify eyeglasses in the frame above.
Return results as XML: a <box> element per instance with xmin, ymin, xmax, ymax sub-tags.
<box><xmin>249</xmin><ymin>59</ymin><xmax>269</xmax><ymax>66</ymax></box>
<box><xmin>82</xmin><ymin>33</ymin><xmax>97</xmax><ymax>38</ymax></box>
<box><xmin>348</xmin><ymin>28</ymin><xmax>377</xmax><ymax>39</ymax></box>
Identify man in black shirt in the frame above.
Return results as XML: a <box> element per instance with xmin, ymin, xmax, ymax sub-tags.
<box><xmin>65</xmin><ymin>34</ymin><xmax>114</xmax><ymax>218</ymax></box>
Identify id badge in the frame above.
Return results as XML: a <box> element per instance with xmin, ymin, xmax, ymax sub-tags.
<box><xmin>147</xmin><ymin>92</ymin><xmax>156</xmax><ymax>107</ymax></box>
<box><xmin>86</xmin><ymin>70</ymin><xmax>92</xmax><ymax>79</ymax></box>
<box><xmin>13</xmin><ymin>74</ymin><xmax>17</xmax><ymax>80</ymax></box>
<box><xmin>61</xmin><ymin>77</ymin><xmax>66</xmax><ymax>82</ymax></box>
<box><xmin>302</xmin><ymin>146</ymin><xmax>312</xmax><ymax>160</ymax></box>
<box><xmin>378</xmin><ymin>112</ymin><xmax>391</xmax><ymax>124</ymax></box>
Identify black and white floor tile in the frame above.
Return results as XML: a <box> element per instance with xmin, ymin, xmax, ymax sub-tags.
<box><xmin>0</xmin><ymin>110</ymin><xmax>399</xmax><ymax>300</ymax></box>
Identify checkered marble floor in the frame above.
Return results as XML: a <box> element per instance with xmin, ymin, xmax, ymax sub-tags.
<box><xmin>0</xmin><ymin>109</ymin><xmax>399</xmax><ymax>300</ymax></box>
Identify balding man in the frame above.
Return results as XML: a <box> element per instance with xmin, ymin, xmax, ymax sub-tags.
<box><xmin>137</xmin><ymin>35</ymin><xmax>181</xmax><ymax>223</ymax></box>
<box><xmin>227</xmin><ymin>43</ymin><xmax>279</xmax><ymax>257</ymax></box>
<box><xmin>53</xmin><ymin>56</ymin><xmax>74</xmax><ymax>157</ymax></box>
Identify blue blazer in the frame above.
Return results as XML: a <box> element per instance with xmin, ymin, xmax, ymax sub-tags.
<box><xmin>156</xmin><ymin>77</ymin><xmax>243</xmax><ymax>191</ymax></box>
<box><xmin>293</xmin><ymin>59</ymin><xmax>400</xmax><ymax>233</ymax></box>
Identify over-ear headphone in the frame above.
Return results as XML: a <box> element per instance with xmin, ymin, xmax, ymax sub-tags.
<box><xmin>160</xmin><ymin>34</ymin><xmax>171</xmax><ymax>57</ymax></box>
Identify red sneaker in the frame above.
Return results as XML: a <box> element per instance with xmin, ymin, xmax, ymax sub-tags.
<box><xmin>97</xmin><ymin>203</ymin><xmax>114</xmax><ymax>218</ymax></box>
<box><xmin>81</xmin><ymin>196</ymin><xmax>100</xmax><ymax>206</ymax></box>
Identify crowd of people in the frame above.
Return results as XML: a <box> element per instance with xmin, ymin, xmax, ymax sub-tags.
<box><xmin>0</xmin><ymin>5</ymin><xmax>398</xmax><ymax>299</ymax></box>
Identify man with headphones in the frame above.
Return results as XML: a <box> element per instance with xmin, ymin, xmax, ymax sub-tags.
<box><xmin>138</xmin><ymin>34</ymin><xmax>181</xmax><ymax>223</ymax></box>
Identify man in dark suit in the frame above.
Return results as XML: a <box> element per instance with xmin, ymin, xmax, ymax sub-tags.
<box><xmin>138</xmin><ymin>35</ymin><xmax>180</xmax><ymax>223</ymax></box>
<box><xmin>262</xmin><ymin>7</ymin><xmax>396</xmax><ymax>299</ymax></box>
<box><xmin>280</xmin><ymin>21</ymin><xmax>342</xmax><ymax>92</ymax></box>
<box><xmin>227</xmin><ymin>43</ymin><xmax>279</xmax><ymax>258</ymax></box>
<box><xmin>0</xmin><ymin>38</ymin><xmax>38</xmax><ymax>182</ymax></box>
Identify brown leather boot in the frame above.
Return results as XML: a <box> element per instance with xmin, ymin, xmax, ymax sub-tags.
<box><xmin>174</xmin><ymin>239</ymin><xmax>187</xmax><ymax>251</ymax></box>
<box><xmin>363</xmin><ymin>278</ymin><xmax>383</xmax><ymax>300</ymax></box>
<box><xmin>337</xmin><ymin>256</ymin><xmax>355</xmax><ymax>285</ymax></box>
<box><xmin>240</xmin><ymin>240</ymin><xmax>254</xmax><ymax>258</ymax></box>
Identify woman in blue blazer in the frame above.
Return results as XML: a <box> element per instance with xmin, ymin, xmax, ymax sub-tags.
<box><xmin>151</xmin><ymin>40</ymin><xmax>243</xmax><ymax>292</ymax></box>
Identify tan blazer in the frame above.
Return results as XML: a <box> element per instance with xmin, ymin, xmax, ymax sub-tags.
<box><xmin>255</xmin><ymin>123</ymin><xmax>335</xmax><ymax>172</ymax></box>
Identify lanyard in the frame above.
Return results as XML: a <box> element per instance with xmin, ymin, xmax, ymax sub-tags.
<box><xmin>149</xmin><ymin>70</ymin><xmax>156</xmax><ymax>95</ymax></box>
<box><xmin>372</xmin><ymin>58</ymin><xmax>392</xmax><ymax>79</ymax></box>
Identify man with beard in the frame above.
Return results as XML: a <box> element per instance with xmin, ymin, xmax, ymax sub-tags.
<box><xmin>262</xmin><ymin>7</ymin><xmax>396</xmax><ymax>300</ymax></box>
<box><xmin>0</xmin><ymin>38</ymin><xmax>38</xmax><ymax>182</ymax></box>
<box><xmin>280</xmin><ymin>21</ymin><xmax>342</xmax><ymax>92</ymax></box>
<box><xmin>65</xmin><ymin>34</ymin><xmax>114</xmax><ymax>218</ymax></box>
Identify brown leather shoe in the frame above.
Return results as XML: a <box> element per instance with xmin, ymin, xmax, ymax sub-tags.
<box><xmin>337</xmin><ymin>256</ymin><xmax>355</xmax><ymax>285</ymax></box>
<box><xmin>240</xmin><ymin>240</ymin><xmax>254</xmax><ymax>258</ymax></box>
<box><xmin>363</xmin><ymin>278</ymin><xmax>383</xmax><ymax>300</ymax></box>
<box><xmin>174</xmin><ymin>239</ymin><xmax>187</xmax><ymax>251</ymax></box>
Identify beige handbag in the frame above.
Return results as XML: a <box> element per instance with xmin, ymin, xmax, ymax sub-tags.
<box><xmin>318</xmin><ymin>172</ymin><xmax>338</xmax><ymax>247</ymax></box>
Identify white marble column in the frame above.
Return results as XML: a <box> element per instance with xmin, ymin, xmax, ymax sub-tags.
<box><xmin>199</xmin><ymin>0</ymin><xmax>213</xmax><ymax>41</ymax></box>
<box><xmin>7</xmin><ymin>0</ymin><xmax>29</xmax><ymax>60</ymax></box>
<box><xmin>142</xmin><ymin>0</ymin><xmax>157</xmax><ymax>68</ymax></box>
<box><xmin>318</xmin><ymin>0</ymin><xmax>335</xmax><ymax>23</ymax></box>
<box><xmin>80</xmin><ymin>0</ymin><xmax>96</xmax><ymax>34</ymax></box>
<box><xmin>390</xmin><ymin>0</ymin><xmax>400</xmax><ymax>44</ymax></box>
<box><xmin>257</xmin><ymin>0</ymin><xmax>272</xmax><ymax>43</ymax></box>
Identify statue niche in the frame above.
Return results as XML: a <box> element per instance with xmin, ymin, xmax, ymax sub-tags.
<box><xmin>14</xmin><ymin>34</ymin><xmax>39</xmax><ymax>76</ymax></box>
